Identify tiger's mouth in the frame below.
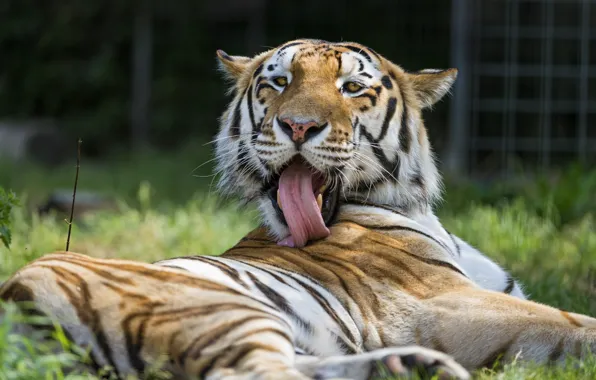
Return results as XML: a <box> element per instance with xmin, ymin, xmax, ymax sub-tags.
<box><xmin>266</xmin><ymin>156</ymin><xmax>340</xmax><ymax>247</ymax></box>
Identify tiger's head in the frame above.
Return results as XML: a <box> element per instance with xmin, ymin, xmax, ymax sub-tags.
<box><xmin>214</xmin><ymin>39</ymin><xmax>457</xmax><ymax>247</ymax></box>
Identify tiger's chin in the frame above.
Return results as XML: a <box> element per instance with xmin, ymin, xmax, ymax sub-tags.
<box><xmin>263</xmin><ymin>156</ymin><xmax>341</xmax><ymax>247</ymax></box>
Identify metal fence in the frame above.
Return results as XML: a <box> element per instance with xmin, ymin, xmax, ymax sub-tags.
<box><xmin>447</xmin><ymin>0</ymin><xmax>596</xmax><ymax>177</ymax></box>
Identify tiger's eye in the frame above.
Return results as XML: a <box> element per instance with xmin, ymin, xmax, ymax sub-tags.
<box><xmin>273</xmin><ymin>77</ymin><xmax>288</xmax><ymax>87</ymax></box>
<box><xmin>343</xmin><ymin>81</ymin><xmax>363</xmax><ymax>93</ymax></box>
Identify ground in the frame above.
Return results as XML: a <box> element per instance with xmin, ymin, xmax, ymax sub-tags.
<box><xmin>1</xmin><ymin>143</ymin><xmax>596</xmax><ymax>379</ymax></box>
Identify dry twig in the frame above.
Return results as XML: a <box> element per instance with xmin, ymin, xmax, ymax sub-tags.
<box><xmin>65</xmin><ymin>139</ymin><xmax>82</xmax><ymax>251</ymax></box>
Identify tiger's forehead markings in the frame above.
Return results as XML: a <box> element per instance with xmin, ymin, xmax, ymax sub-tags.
<box><xmin>336</xmin><ymin>53</ymin><xmax>382</xmax><ymax>79</ymax></box>
<box><xmin>268</xmin><ymin>42</ymin><xmax>382</xmax><ymax>79</ymax></box>
<box><xmin>268</xmin><ymin>44</ymin><xmax>303</xmax><ymax>70</ymax></box>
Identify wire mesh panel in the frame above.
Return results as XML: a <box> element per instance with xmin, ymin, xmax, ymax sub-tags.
<box><xmin>460</xmin><ymin>0</ymin><xmax>596</xmax><ymax>177</ymax></box>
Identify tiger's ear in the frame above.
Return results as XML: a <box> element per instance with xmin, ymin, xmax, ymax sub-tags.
<box><xmin>216</xmin><ymin>50</ymin><xmax>252</xmax><ymax>81</ymax></box>
<box><xmin>408</xmin><ymin>68</ymin><xmax>458</xmax><ymax>108</ymax></box>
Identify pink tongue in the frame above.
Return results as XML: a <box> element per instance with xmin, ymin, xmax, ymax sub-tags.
<box><xmin>277</xmin><ymin>161</ymin><xmax>330</xmax><ymax>248</ymax></box>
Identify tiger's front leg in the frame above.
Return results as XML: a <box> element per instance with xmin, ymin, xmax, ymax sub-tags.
<box><xmin>417</xmin><ymin>288</ymin><xmax>596</xmax><ymax>370</ymax></box>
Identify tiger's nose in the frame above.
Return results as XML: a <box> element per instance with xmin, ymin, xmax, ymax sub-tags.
<box><xmin>279</xmin><ymin>118</ymin><xmax>326</xmax><ymax>145</ymax></box>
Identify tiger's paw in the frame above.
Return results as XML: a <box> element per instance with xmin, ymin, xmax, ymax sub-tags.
<box><xmin>302</xmin><ymin>346</ymin><xmax>469</xmax><ymax>380</ymax></box>
<box><xmin>369</xmin><ymin>348</ymin><xmax>469</xmax><ymax>379</ymax></box>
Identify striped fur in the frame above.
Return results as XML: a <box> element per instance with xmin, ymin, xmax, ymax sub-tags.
<box><xmin>0</xmin><ymin>39</ymin><xmax>593</xmax><ymax>379</ymax></box>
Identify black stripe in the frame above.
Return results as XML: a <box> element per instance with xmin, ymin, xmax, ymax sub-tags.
<box><xmin>366</xmin><ymin>46</ymin><xmax>382</xmax><ymax>61</ymax></box>
<box><xmin>122</xmin><ymin>311</ymin><xmax>149</xmax><ymax>373</ymax></box>
<box><xmin>232</xmin><ymin>327</ymin><xmax>293</xmax><ymax>350</ymax></box>
<box><xmin>359</xmin><ymin>97</ymin><xmax>399</xmax><ymax>179</ymax></box>
<box><xmin>246</xmin><ymin>272</ymin><xmax>314</xmax><ymax>334</ymax></box>
<box><xmin>343</xmin><ymin>198</ymin><xmax>407</xmax><ymax>216</ymax></box>
<box><xmin>398</xmin><ymin>88</ymin><xmax>411</xmax><ymax>153</ymax></box>
<box><xmin>179</xmin><ymin>315</ymin><xmax>263</xmax><ymax>365</ymax></box>
<box><xmin>390</xmin><ymin>244</ymin><xmax>468</xmax><ymax>278</ymax></box>
<box><xmin>229</xmin><ymin>98</ymin><xmax>242</xmax><ymax>137</ymax></box>
<box><xmin>370</xmin><ymin>120</ymin><xmax>398</xmax><ymax>177</ymax></box>
<box><xmin>354</xmin><ymin>92</ymin><xmax>377</xmax><ymax>107</ymax></box>
<box><xmin>445</xmin><ymin>230</ymin><xmax>462</xmax><ymax>257</ymax></box>
<box><xmin>230</xmin><ymin>259</ymin><xmax>301</xmax><ymax>291</ymax></box>
<box><xmin>256</xmin><ymin>82</ymin><xmax>275</xmax><ymax>97</ymax></box>
<box><xmin>231</xmin><ymin>256</ymin><xmax>358</xmax><ymax>352</ymax></box>
<box><xmin>246</xmin><ymin>83</ymin><xmax>259</xmax><ymax>141</ymax></box>
<box><xmin>252</xmin><ymin>64</ymin><xmax>263</xmax><ymax>78</ymax></box>
<box><xmin>503</xmin><ymin>275</ymin><xmax>515</xmax><ymax>294</ymax></box>
<box><xmin>376</xmin><ymin>97</ymin><xmax>398</xmax><ymax>142</ymax></box>
<box><xmin>339</xmin><ymin>44</ymin><xmax>372</xmax><ymax>62</ymax></box>
<box><xmin>231</xmin><ymin>255</ymin><xmax>324</xmax><ymax>296</ymax></box>
<box><xmin>548</xmin><ymin>338</ymin><xmax>565</xmax><ymax>362</ymax></box>
<box><xmin>362</xmin><ymin>224</ymin><xmax>456</xmax><ymax>258</ymax></box>
<box><xmin>174</xmin><ymin>256</ymin><xmax>250</xmax><ymax>289</ymax></box>
<box><xmin>357</xmin><ymin>58</ymin><xmax>364</xmax><ymax>71</ymax></box>
<box><xmin>478</xmin><ymin>336</ymin><xmax>517</xmax><ymax>370</ymax></box>
<box><xmin>160</xmin><ymin>264</ymin><xmax>190</xmax><ymax>272</ymax></box>
<box><xmin>286</xmin><ymin>273</ymin><xmax>358</xmax><ymax>352</ymax></box>
<box><xmin>221</xmin><ymin>343</ymin><xmax>277</xmax><ymax>370</ymax></box>
<box><xmin>198</xmin><ymin>352</ymin><xmax>218</xmax><ymax>378</ymax></box>
<box><xmin>381</xmin><ymin>75</ymin><xmax>393</xmax><ymax>89</ymax></box>
<box><xmin>279</xmin><ymin>41</ymin><xmax>304</xmax><ymax>52</ymax></box>
<box><xmin>1</xmin><ymin>282</ymin><xmax>34</xmax><ymax>302</ymax></box>
<box><xmin>360</xmin><ymin>72</ymin><xmax>373</xmax><ymax>78</ymax></box>
<box><xmin>199</xmin><ymin>341</ymin><xmax>278</xmax><ymax>378</ymax></box>
<box><xmin>237</xmin><ymin>141</ymin><xmax>250</xmax><ymax>172</ymax></box>
<box><xmin>54</xmin><ymin>270</ymin><xmax>121</xmax><ymax>374</ymax></box>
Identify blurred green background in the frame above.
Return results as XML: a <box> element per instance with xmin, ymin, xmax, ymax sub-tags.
<box><xmin>2</xmin><ymin>1</ymin><xmax>596</xmax><ymax>378</ymax></box>
<box><xmin>0</xmin><ymin>1</ymin><xmax>452</xmax><ymax>157</ymax></box>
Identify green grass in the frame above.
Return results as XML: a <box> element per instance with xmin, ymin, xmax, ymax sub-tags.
<box><xmin>0</xmin><ymin>302</ymin><xmax>91</xmax><ymax>380</ymax></box>
<box><xmin>1</xmin><ymin>146</ymin><xmax>596</xmax><ymax>379</ymax></box>
<box><xmin>0</xmin><ymin>142</ymin><xmax>220</xmax><ymax>208</ymax></box>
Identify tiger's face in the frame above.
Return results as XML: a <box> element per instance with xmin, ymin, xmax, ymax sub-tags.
<box><xmin>215</xmin><ymin>39</ymin><xmax>457</xmax><ymax>247</ymax></box>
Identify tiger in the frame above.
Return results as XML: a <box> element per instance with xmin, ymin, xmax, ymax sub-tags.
<box><xmin>2</xmin><ymin>38</ymin><xmax>596</xmax><ymax>380</ymax></box>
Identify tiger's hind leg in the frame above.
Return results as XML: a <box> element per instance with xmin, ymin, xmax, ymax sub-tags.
<box><xmin>0</xmin><ymin>252</ymin><xmax>309</xmax><ymax>380</ymax></box>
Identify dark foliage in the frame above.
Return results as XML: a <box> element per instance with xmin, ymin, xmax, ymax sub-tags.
<box><xmin>0</xmin><ymin>0</ymin><xmax>452</xmax><ymax>157</ymax></box>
